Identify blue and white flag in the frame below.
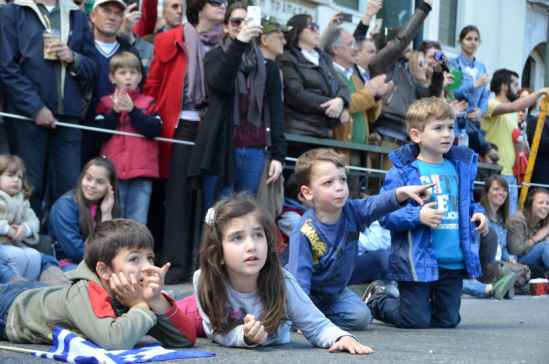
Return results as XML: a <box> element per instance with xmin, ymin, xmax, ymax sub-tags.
<box><xmin>30</xmin><ymin>327</ymin><xmax>215</xmax><ymax>363</ymax></box>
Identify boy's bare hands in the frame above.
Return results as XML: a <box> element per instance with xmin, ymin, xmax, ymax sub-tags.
<box><xmin>471</xmin><ymin>212</ymin><xmax>489</xmax><ymax>236</ymax></box>
<box><xmin>329</xmin><ymin>336</ymin><xmax>374</xmax><ymax>355</ymax></box>
<box><xmin>10</xmin><ymin>224</ymin><xmax>27</xmax><ymax>242</ymax></box>
<box><xmin>119</xmin><ymin>90</ymin><xmax>135</xmax><ymax>112</ymax></box>
<box><xmin>395</xmin><ymin>183</ymin><xmax>434</xmax><ymax>205</ymax></box>
<box><xmin>142</xmin><ymin>263</ymin><xmax>170</xmax><ymax>301</ymax></box>
<box><xmin>111</xmin><ymin>89</ymin><xmax>124</xmax><ymax>113</ymax></box>
<box><xmin>109</xmin><ymin>272</ymin><xmax>148</xmax><ymax>309</ymax></box>
<box><xmin>243</xmin><ymin>314</ymin><xmax>268</xmax><ymax>346</ymax></box>
<box><xmin>420</xmin><ymin>202</ymin><xmax>443</xmax><ymax>228</ymax></box>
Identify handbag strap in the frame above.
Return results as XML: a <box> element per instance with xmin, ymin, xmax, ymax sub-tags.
<box><xmin>263</xmin><ymin>90</ymin><xmax>272</xmax><ymax>158</ymax></box>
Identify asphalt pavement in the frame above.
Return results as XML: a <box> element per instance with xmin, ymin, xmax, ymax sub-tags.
<box><xmin>0</xmin><ymin>296</ymin><xmax>547</xmax><ymax>364</ymax></box>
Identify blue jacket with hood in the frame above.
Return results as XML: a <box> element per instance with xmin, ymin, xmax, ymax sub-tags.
<box><xmin>379</xmin><ymin>143</ymin><xmax>484</xmax><ymax>282</ymax></box>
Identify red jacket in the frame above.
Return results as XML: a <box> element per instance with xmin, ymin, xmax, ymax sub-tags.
<box><xmin>133</xmin><ymin>0</ymin><xmax>157</xmax><ymax>37</ymax></box>
<box><xmin>143</xmin><ymin>25</ymin><xmax>187</xmax><ymax>178</ymax></box>
<box><xmin>96</xmin><ymin>89</ymin><xmax>162</xmax><ymax>180</ymax></box>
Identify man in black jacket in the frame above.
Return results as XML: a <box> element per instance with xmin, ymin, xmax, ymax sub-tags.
<box><xmin>0</xmin><ymin>0</ymin><xmax>100</xmax><ymax>220</ymax></box>
<box><xmin>81</xmin><ymin>0</ymin><xmax>147</xmax><ymax>166</ymax></box>
<box><xmin>367</xmin><ymin>0</ymin><xmax>444</xmax><ymax>170</ymax></box>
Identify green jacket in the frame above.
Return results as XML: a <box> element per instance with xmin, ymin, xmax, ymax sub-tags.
<box><xmin>5</xmin><ymin>262</ymin><xmax>196</xmax><ymax>349</ymax></box>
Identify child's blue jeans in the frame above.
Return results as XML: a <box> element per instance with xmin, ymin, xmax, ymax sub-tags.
<box><xmin>118</xmin><ymin>178</ymin><xmax>153</xmax><ymax>226</ymax></box>
<box><xmin>367</xmin><ymin>268</ymin><xmax>464</xmax><ymax>328</ymax></box>
<box><xmin>310</xmin><ymin>288</ymin><xmax>372</xmax><ymax>331</ymax></box>
<box><xmin>0</xmin><ymin>281</ymin><xmax>49</xmax><ymax>340</ymax></box>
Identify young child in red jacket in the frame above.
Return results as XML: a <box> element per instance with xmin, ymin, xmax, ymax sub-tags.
<box><xmin>95</xmin><ymin>52</ymin><xmax>162</xmax><ymax>226</ymax></box>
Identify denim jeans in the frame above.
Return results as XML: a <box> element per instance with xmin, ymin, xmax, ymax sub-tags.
<box><xmin>462</xmin><ymin>279</ymin><xmax>490</xmax><ymax>299</ymax></box>
<box><xmin>310</xmin><ymin>288</ymin><xmax>372</xmax><ymax>331</ymax></box>
<box><xmin>0</xmin><ymin>253</ymin><xmax>61</xmax><ymax>283</ymax></box>
<box><xmin>0</xmin><ymin>281</ymin><xmax>49</xmax><ymax>340</ymax></box>
<box><xmin>367</xmin><ymin>268</ymin><xmax>464</xmax><ymax>328</ymax></box>
<box><xmin>501</xmin><ymin>175</ymin><xmax>518</xmax><ymax>216</ymax></box>
<box><xmin>202</xmin><ymin>147</ymin><xmax>266</xmax><ymax>209</ymax></box>
<box><xmin>0</xmin><ymin>245</ymin><xmax>41</xmax><ymax>280</ymax></box>
<box><xmin>348</xmin><ymin>249</ymin><xmax>389</xmax><ymax>285</ymax></box>
<box><xmin>4</xmin><ymin>115</ymin><xmax>81</xmax><ymax>221</ymax></box>
<box><xmin>118</xmin><ymin>178</ymin><xmax>153</xmax><ymax>226</ymax></box>
<box><xmin>517</xmin><ymin>241</ymin><xmax>549</xmax><ymax>269</ymax></box>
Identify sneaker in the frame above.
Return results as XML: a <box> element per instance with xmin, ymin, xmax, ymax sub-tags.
<box><xmin>499</xmin><ymin>265</ymin><xmax>512</xmax><ymax>279</ymax></box>
<box><xmin>489</xmin><ymin>272</ymin><xmax>516</xmax><ymax>300</ymax></box>
<box><xmin>386</xmin><ymin>280</ymin><xmax>400</xmax><ymax>299</ymax></box>
<box><xmin>362</xmin><ymin>280</ymin><xmax>386</xmax><ymax>304</ymax></box>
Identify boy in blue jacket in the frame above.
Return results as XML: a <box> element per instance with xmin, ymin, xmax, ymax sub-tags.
<box><xmin>364</xmin><ymin>97</ymin><xmax>489</xmax><ymax>328</ymax></box>
<box><xmin>285</xmin><ymin>148</ymin><xmax>432</xmax><ymax>331</ymax></box>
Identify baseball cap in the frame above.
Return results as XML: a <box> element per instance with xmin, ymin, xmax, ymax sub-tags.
<box><xmin>261</xmin><ymin>16</ymin><xmax>292</xmax><ymax>35</ymax></box>
<box><xmin>92</xmin><ymin>0</ymin><xmax>127</xmax><ymax>11</ymax></box>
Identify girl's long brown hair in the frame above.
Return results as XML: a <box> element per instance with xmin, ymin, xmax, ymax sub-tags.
<box><xmin>75</xmin><ymin>157</ymin><xmax>122</xmax><ymax>240</ymax></box>
<box><xmin>480</xmin><ymin>174</ymin><xmax>510</xmax><ymax>228</ymax></box>
<box><xmin>523</xmin><ymin>187</ymin><xmax>549</xmax><ymax>231</ymax></box>
<box><xmin>197</xmin><ymin>193</ymin><xmax>288</xmax><ymax>335</ymax></box>
<box><xmin>0</xmin><ymin>155</ymin><xmax>33</xmax><ymax>199</ymax></box>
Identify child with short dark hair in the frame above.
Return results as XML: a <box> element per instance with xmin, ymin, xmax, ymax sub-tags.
<box><xmin>364</xmin><ymin>97</ymin><xmax>489</xmax><ymax>328</ymax></box>
<box><xmin>285</xmin><ymin>148</ymin><xmax>432</xmax><ymax>331</ymax></box>
<box><xmin>0</xmin><ymin>219</ymin><xmax>196</xmax><ymax>349</ymax></box>
<box><xmin>95</xmin><ymin>51</ymin><xmax>162</xmax><ymax>225</ymax></box>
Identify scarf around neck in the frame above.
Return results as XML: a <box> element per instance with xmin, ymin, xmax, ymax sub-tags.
<box><xmin>221</xmin><ymin>35</ymin><xmax>266</xmax><ymax>140</ymax></box>
<box><xmin>184</xmin><ymin>23</ymin><xmax>223</xmax><ymax>105</ymax></box>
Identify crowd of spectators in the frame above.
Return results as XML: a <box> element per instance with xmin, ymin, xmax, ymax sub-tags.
<box><xmin>0</xmin><ymin>0</ymin><xmax>549</xmax><ymax>291</ymax></box>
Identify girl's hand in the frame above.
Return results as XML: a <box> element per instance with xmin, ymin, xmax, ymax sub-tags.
<box><xmin>236</xmin><ymin>17</ymin><xmax>263</xmax><ymax>43</ymax></box>
<box><xmin>328</xmin><ymin>336</ymin><xmax>374</xmax><ymax>355</ymax></box>
<box><xmin>266</xmin><ymin>160</ymin><xmax>283</xmax><ymax>185</ymax></box>
<box><xmin>474</xmin><ymin>74</ymin><xmax>490</xmax><ymax>89</ymax></box>
<box><xmin>0</xmin><ymin>236</ymin><xmax>11</xmax><ymax>245</ymax></box>
<box><xmin>11</xmin><ymin>224</ymin><xmax>28</xmax><ymax>242</ymax></box>
<box><xmin>395</xmin><ymin>183</ymin><xmax>434</xmax><ymax>205</ymax></box>
<box><xmin>100</xmin><ymin>185</ymin><xmax>114</xmax><ymax>220</ymax></box>
<box><xmin>243</xmin><ymin>314</ymin><xmax>268</xmax><ymax>345</ymax></box>
<box><xmin>6</xmin><ymin>226</ymin><xmax>17</xmax><ymax>239</ymax></box>
<box><xmin>109</xmin><ymin>272</ymin><xmax>148</xmax><ymax>309</ymax></box>
<box><xmin>471</xmin><ymin>213</ymin><xmax>489</xmax><ymax>236</ymax></box>
<box><xmin>320</xmin><ymin>97</ymin><xmax>344</xmax><ymax>118</ymax></box>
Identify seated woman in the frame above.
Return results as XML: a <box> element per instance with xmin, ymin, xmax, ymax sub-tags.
<box><xmin>48</xmin><ymin>157</ymin><xmax>121</xmax><ymax>271</ymax></box>
<box><xmin>508</xmin><ymin>187</ymin><xmax>549</xmax><ymax>273</ymax></box>
<box><xmin>462</xmin><ymin>175</ymin><xmax>517</xmax><ymax>299</ymax></box>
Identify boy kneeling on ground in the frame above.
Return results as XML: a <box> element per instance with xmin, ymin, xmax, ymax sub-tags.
<box><xmin>0</xmin><ymin>219</ymin><xmax>196</xmax><ymax>349</ymax></box>
<box><xmin>364</xmin><ymin>97</ymin><xmax>489</xmax><ymax>328</ymax></box>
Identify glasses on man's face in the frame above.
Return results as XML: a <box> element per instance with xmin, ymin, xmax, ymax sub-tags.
<box><xmin>306</xmin><ymin>23</ymin><xmax>320</xmax><ymax>33</ymax></box>
<box><xmin>229</xmin><ymin>17</ymin><xmax>244</xmax><ymax>27</ymax></box>
<box><xmin>208</xmin><ymin>0</ymin><xmax>227</xmax><ymax>8</ymax></box>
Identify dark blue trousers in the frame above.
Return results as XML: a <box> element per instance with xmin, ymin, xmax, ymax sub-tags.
<box><xmin>367</xmin><ymin>267</ymin><xmax>464</xmax><ymax>328</ymax></box>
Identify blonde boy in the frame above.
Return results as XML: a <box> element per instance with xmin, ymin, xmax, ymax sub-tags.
<box><xmin>285</xmin><ymin>148</ymin><xmax>431</xmax><ymax>331</ymax></box>
<box><xmin>365</xmin><ymin>97</ymin><xmax>489</xmax><ymax>328</ymax></box>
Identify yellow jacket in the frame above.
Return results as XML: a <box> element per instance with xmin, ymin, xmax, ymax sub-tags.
<box><xmin>332</xmin><ymin>74</ymin><xmax>382</xmax><ymax>163</ymax></box>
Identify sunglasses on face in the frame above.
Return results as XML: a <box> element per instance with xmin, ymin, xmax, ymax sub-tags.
<box><xmin>229</xmin><ymin>17</ymin><xmax>244</xmax><ymax>27</ymax></box>
<box><xmin>419</xmin><ymin>61</ymin><xmax>428</xmax><ymax>66</ymax></box>
<box><xmin>306</xmin><ymin>23</ymin><xmax>320</xmax><ymax>32</ymax></box>
<box><xmin>208</xmin><ymin>0</ymin><xmax>227</xmax><ymax>8</ymax></box>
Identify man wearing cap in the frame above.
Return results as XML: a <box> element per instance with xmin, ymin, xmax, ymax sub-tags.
<box><xmin>0</xmin><ymin>0</ymin><xmax>99</xmax><ymax>220</ymax></box>
<box><xmin>258</xmin><ymin>16</ymin><xmax>291</xmax><ymax>60</ymax></box>
<box><xmin>81</xmin><ymin>0</ymin><xmax>147</xmax><ymax>166</ymax></box>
